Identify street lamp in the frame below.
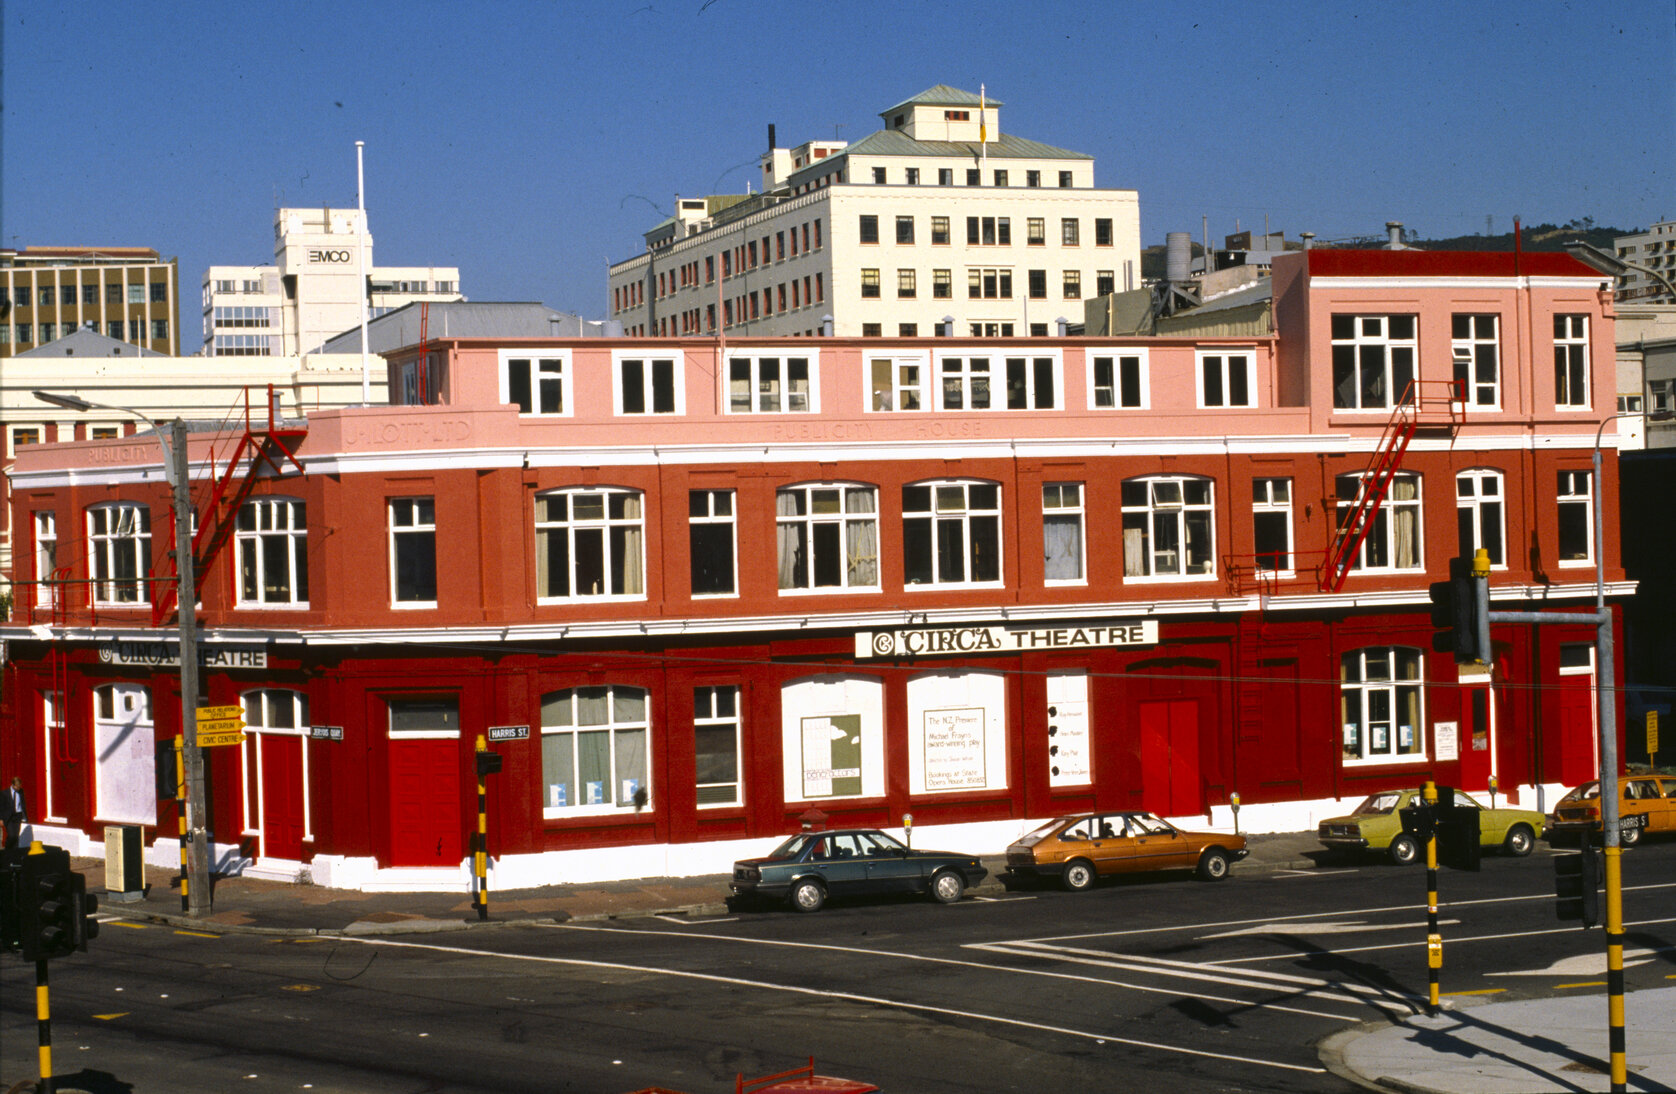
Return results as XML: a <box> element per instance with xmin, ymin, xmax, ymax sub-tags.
<box><xmin>31</xmin><ymin>390</ymin><xmax>212</xmax><ymax>917</ymax></box>
<box><xmin>1564</xmin><ymin>239</ymin><xmax>1676</xmax><ymax>302</ymax></box>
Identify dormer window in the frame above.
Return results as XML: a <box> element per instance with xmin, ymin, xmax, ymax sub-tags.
<box><xmin>894</xmin><ymin>113</ymin><xmax>905</xmax><ymax>127</ymax></box>
<box><xmin>944</xmin><ymin>109</ymin><xmax>969</xmax><ymax>121</ymax></box>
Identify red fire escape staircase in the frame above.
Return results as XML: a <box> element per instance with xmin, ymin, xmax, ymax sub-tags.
<box><xmin>150</xmin><ymin>386</ymin><xmax>308</xmax><ymax>626</ymax></box>
<box><xmin>1318</xmin><ymin>380</ymin><xmax>1463</xmax><ymax>594</ymax></box>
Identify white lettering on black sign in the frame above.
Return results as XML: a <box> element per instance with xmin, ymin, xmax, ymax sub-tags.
<box><xmin>308</xmin><ymin>725</ymin><xmax>344</xmax><ymax>741</ymax></box>
<box><xmin>487</xmin><ymin>725</ymin><xmax>530</xmax><ymax>742</ymax></box>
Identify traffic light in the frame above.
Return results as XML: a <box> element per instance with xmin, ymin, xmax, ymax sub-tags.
<box><xmin>475</xmin><ymin>750</ymin><xmax>503</xmax><ymax>777</ymax></box>
<box><xmin>1429</xmin><ymin>555</ymin><xmax>1484</xmax><ymax>663</ymax></box>
<box><xmin>1436</xmin><ymin>800</ymin><xmax>1482</xmax><ymax>872</ymax></box>
<box><xmin>0</xmin><ymin>846</ymin><xmax>23</xmax><ymax>952</ymax></box>
<box><xmin>15</xmin><ymin>846</ymin><xmax>97</xmax><ymax>961</ymax></box>
<box><xmin>1554</xmin><ymin>842</ymin><xmax>1601</xmax><ymax>927</ymax></box>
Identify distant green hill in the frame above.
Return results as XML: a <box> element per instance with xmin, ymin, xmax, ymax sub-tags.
<box><xmin>1140</xmin><ymin>220</ymin><xmax>1635</xmax><ymax>281</ymax></box>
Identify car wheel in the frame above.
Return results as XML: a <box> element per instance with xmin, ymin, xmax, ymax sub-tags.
<box><xmin>930</xmin><ymin>869</ymin><xmax>966</xmax><ymax>904</ymax></box>
<box><xmin>1196</xmin><ymin>847</ymin><xmax>1231</xmax><ymax>881</ymax></box>
<box><xmin>1503</xmin><ymin>824</ymin><xmax>1535</xmax><ymax>857</ymax></box>
<box><xmin>1621</xmin><ymin>823</ymin><xmax>1642</xmax><ymax>848</ymax></box>
<box><xmin>1062</xmin><ymin>859</ymin><xmax>1096</xmax><ymax>892</ymax></box>
<box><xmin>1389</xmin><ymin>834</ymin><xmax>1420</xmax><ymax>866</ymax></box>
<box><xmin>789</xmin><ymin>878</ymin><xmax>826</xmax><ymax>913</ymax></box>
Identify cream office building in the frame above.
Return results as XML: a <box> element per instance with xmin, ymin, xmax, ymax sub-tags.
<box><xmin>204</xmin><ymin>207</ymin><xmax>462</xmax><ymax>356</ymax></box>
<box><xmin>608</xmin><ymin>85</ymin><xmax>1142</xmax><ymax>339</ymax></box>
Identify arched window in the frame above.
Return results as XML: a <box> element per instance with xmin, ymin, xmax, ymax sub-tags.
<box><xmin>1455</xmin><ymin>470</ymin><xmax>1505</xmax><ymax>566</ymax></box>
<box><xmin>540</xmin><ymin>686</ymin><xmax>649</xmax><ymax>815</ymax></box>
<box><xmin>534</xmin><ymin>488</ymin><xmax>645</xmax><ymax>600</ymax></box>
<box><xmin>1340</xmin><ymin>647</ymin><xmax>1425</xmax><ymax>763</ymax></box>
<box><xmin>236</xmin><ymin>498</ymin><xmax>308</xmax><ymax>605</ymax></box>
<box><xmin>87</xmin><ymin>501</ymin><xmax>151</xmax><ymax>604</ymax></box>
<box><xmin>777</xmin><ymin>483</ymin><xmax>879</xmax><ymax>591</ymax></box>
<box><xmin>1121</xmin><ymin>476</ymin><xmax>1214</xmax><ymax>578</ymax></box>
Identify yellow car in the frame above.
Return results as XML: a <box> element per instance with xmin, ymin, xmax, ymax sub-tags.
<box><xmin>1003</xmin><ymin>811</ymin><xmax>1247</xmax><ymax>891</ymax></box>
<box><xmin>1548</xmin><ymin>775</ymin><xmax>1676</xmax><ymax>847</ymax></box>
<box><xmin>1317</xmin><ymin>788</ymin><xmax>1544</xmax><ymax>865</ymax></box>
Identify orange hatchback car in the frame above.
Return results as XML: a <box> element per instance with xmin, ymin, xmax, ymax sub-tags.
<box><xmin>1003</xmin><ymin>810</ymin><xmax>1248</xmax><ymax>891</ymax></box>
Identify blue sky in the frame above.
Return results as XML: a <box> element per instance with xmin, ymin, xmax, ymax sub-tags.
<box><xmin>4</xmin><ymin>0</ymin><xmax>1671</xmax><ymax>350</ymax></box>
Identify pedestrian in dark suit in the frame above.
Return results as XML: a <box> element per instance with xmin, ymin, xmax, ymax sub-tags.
<box><xmin>2</xmin><ymin>777</ymin><xmax>27</xmax><ymax>849</ymax></box>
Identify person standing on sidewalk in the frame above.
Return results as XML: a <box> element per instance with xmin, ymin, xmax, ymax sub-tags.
<box><xmin>2</xmin><ymin>776</ymin><xmax>28</xmax><ymax>849</ymax></box>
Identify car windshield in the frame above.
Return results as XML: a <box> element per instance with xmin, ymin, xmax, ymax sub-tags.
<box><xmin>1559</xmin><ymin>782</ymin><xmax>1601</xmax><ymax>805</ymax></box>
<box><xmin>1354</xmin><ymin>792</ymin><xmax>1403</xmax><ymax>816</ymax></box>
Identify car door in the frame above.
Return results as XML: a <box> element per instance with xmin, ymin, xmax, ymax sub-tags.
<box><xmin>1129</xmin><ymin>813</ymin><xmax>1194</xmax><ymax>870</ymax></box>
<box><xmin>1653</xmin><ymin>778</ymin><xmax>1676</xmax><ymax>835</ymax></box>
<box><xmin>1624</xmin><ymin>779</ymin><xmax>1664</xmax><ymax>836</ymax></box>
<box><xmin>860</xmin><ymin>832</ymin><xmax>920</xmax><ymax>892</ymax></box>
<box><xmin>807</xmin><ymin>833</ymin><xmax>872</xmax><ymax>896</ymax></box>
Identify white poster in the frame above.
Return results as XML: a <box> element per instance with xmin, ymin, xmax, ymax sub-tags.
<box><xmin>922</xmin><ymin>708</ymin><xmax>987</xmax><ymax>790</ymax></box>
<box><xmin>1434</xmin><ymin>721</ymin><xmax>1458</xmax><ymax>762</ymax></box>
<box><xmin>1047</xmin><ymin>672</ymin><xmax>1091</xmax><ymax>786</ymax></box>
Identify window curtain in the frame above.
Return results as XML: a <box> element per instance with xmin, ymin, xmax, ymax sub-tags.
<box><xmin>845</xmin><ymin>489</ymin><xmax>878</xmax><ymax>587</ymax></box>
<box><xmin>777</xmin><ymin>491</ymin><xmax>803</xmax><ymax>588</ymax></box>
<box><xmin>1122</xmin><ymin>519</ymin><xmax>1147</xmax><ymax>577</ymax></box>
<box><xmin>1391</xmin><ymin>477</ymin><xmax>1419</xmax><ymax>569</ymax></box>
<box><xmin>1044</xmin><ymin>514</ymin><xmax>1081</xmax><ymax>580</ymax></box>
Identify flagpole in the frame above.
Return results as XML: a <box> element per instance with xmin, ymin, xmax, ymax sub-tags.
<box><xmin>979</xmin><ymin>85</ymin><xmax>988</xmax><ymax>176</ymax></box>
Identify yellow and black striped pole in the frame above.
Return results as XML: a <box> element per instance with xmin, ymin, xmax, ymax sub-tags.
<box><xmin>1423</xmin><ymin>780</ymin><xmax>1442</xmax><ymax>1016</ymax></box>
<box><xmin>473</xmin><ymin>733</ymin><xmax>489</xmax><ymax>921</ymax></box>
<box><xmin>1605</xmin><ymin>842</ymin><xmax>1626</xmax><ymax>1092</ymax></box>
<box><xmin>176</xmin><ymin>735</ymin><xmax>189</xmax><ymax>913</ymax></box>
<box><xmin>36</xmin><ymin>956</ymin><xmax>54</xmax><ymax>1094</ymax></box>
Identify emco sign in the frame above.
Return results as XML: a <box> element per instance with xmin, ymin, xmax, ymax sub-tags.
<box><xmin>308</xmin><ymin>249</ymin><xmax>353</xmax><ymax>264</ymax></box>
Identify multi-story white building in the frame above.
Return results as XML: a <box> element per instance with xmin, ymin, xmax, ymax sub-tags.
<box><xmin>1613</xmin><ymin>219</ymin><xmax>1676</xmax><ymax>304</ymax></box>
<box><xmin>203</xmin><ymin>207</ymin><xmax>462</xmax><ymax>356</ymax></box>
<box><xmin>608</xmin><ymin>85</ymin><xmax>1141</xmax><ymax>339</ymax></box>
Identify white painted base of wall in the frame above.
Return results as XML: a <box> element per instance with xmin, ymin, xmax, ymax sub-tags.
<box><xmin>26</xmin><ymin>780</ymin><xmax>1574</xmax><ymax>893</ymax></box>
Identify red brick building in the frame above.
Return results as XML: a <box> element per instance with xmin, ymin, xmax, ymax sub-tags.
<box><xmin>0</xmin><ymin>250</ymin><xmax>1625</xmax><ymax>889</ymax></box>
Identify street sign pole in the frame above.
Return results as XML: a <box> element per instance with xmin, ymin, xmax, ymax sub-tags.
<box><xmin>169</xmin><ymin>421</ymin><xmax>211</xmax><ymax>918</ymax></box>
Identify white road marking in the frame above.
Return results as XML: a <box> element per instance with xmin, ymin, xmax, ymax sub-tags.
<box><xmin>982</xmin><ymin>881</ymin><xmax>1676</xmax><ymax>946</ymax></box>
<box><xmin>1205</xmin><ymin>916</ymin><xmax>1676</xmax><ymax>964</ymax></box>
<box><xmin>1271</xmin><ymin>868</ymin><xmax>1359</xmax><ymax>878</ymax></box>
<box><xmin>1485</xmin><ymin>948</ymin><xmax>1665</xmax><ymax>978</ymax></box>
<box><xmin>650</xmin><ymin>914</ymin><xmax>737</xmax><ymax>925</ymax></box>
<box><xmin>346</xmin><ymin>935</ymin><xmax>1325</xmax><ymax>1074</ymax></box>
<box><xmin>545</xmin><ymin>923</ymin><xmax>1356</xmax><ymax>1018</ymax></box>
<box><xmin>1200</xmin><ymin>918</ymin><xmax>1459</xmax><ymax>939</ymax></box>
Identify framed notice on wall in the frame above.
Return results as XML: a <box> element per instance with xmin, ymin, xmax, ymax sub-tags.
<box><xmin>1434</xmin><ymin>721</ymin><xmax>1459</xmax><ymax>762</ymax></box>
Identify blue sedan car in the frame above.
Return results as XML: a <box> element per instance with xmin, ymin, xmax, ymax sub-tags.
<box><xmin>730</xmin><ymin>828</ymin><xmax>988</xmax><ymax>912</ymax></box>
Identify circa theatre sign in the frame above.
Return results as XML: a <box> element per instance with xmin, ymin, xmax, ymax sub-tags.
<box><xmin>856</xmin><ymin>621</ymin><xmax>1158</xmax><ymax>659</ymax></box>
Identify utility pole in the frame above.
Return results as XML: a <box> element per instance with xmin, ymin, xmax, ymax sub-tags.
<box><xmin>167</xmin><ymin>421</ymin><xmax>211</xmax><ymax>916</ymax></box>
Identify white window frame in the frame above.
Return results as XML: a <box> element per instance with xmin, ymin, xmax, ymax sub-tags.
<box><xmin>34</xmin><ymin>510</ymin><xmax>59</xmax><ymax>609</ymax></box>
<box><xmin>1451</xmin><ymin>313</ymin><xmax>1501</xmax><ymax>409</ymax></box>
<box><xmin>694</xmin><ymin>685</ymin><xmax>742</xmax><ymax>808</ymax></box>
<box><xmin>1340</xmin><ymin>647</ymin><xmax>1427</xmax><ymax>765</ymax></box>
<box><xmin>388</xmin><ymin>697</ymin><xmax>460</xmax><ymax>740</ymax></box>
<box><xmin>41</xmin><ymin>690</ymin><xmax>64</xmax><ymax>821</ymax></box>
<box><xmin>935</xmin><ymin>351</ymin><xmax>1060</xmax><ymax>411</ymax></box>
<box><xmin>87</xmin><ymin>501</ymin><xmax>152</xmax><ymax>606</ymax></box>
<box><xmin>1455</xmin><ymin>469</ymin><xmax>1506</xmax><ymax>569</ymax></box>
<box><xmin>539</xmin><ymin>685</ymin><xmax>651</xmax><ymax>817</ymax></box>
<box><xmin>727</xmin><ymin>350</ymin><xmax>818</xmax><ymax>414</ymax></box>
<box><xmin>776</xmin><ymin>482</ymin><xmax>880</xmax><ymax>593</ymax></box>
<box><xmin>499</xmin><ymin>348</ymin><xmax>572</xmax><ymax>417</ymax></box>
<box><xmin>612</xmin><ymin>350</ymin><xmax>685</xmax><ymax>416</ymax></box>
<box><xmin>1121</xmin><ymin>476</ymin><xmax>1216</xmax><ymax>581</ymax></box>
<box><xmin>235</xmin><ymin>497</ymin><xmax>309</xmax><ymax>607</ymax></box>
<box><xmin>1252</xmin><ymin>477</ymin><xmax>1294</xmax><ymax>575</ymax></box>
<box><xmin>1042</xmin><ymin>482</ymin><xmax>1086</xmax><ymax>585</ymax></box>
<box><xmin>1196</xmin><ymin>349</ymin><xmax>1255</xmax><ymax>408</ymax></box>
<box><xmin>866</xmin><ymin>352</ymin><xmax>929</xmax><ymax>412</ymax></box>
<box><xmin>688</xmin><ymin>489</ymin><xmax>737</xmax><ymax>598</ymax></box>
<box><xmin>1088</xmin><ymin>349</ymin><xmax>1149</xmax><ymax>409</ymax></box>
<box><xmin>1332</xmin><ymin>314</ymin><xmax>1417</xmax><ymax>411</ymax></box>
<box><xmin>388</xmin><ymin>497</ymin><xmax>438</xmax><ymax>608</ymax></box>
<box><xmin>1557</xmin><ymin>469</ymin><xmax>1593</xmax><ymax>567</ymax></box>
<box><xmin>239</xmin><ymin>688</ymin><xmax>313</xmax><ymax>846</ymax></box>
<box><xmin>1554</xmin><ymin>314</ymin><xmax>1591</xmax><ymax>410</ymax></box>
<box><xmin>902</xmin><ymin>479</ymin><xmax>1004</xmax><ymax>589</ymax></box>
<box><xmin>781</xmin><ymin>674</ymin><xmax>885</xmax><ymax>803</ymax></box>
<box><xmin>1335</xmin><ymin>472</ymin><xmax>1423</xmax><ymax>574</ymax></box>
<box><xmin>534</xmin><ymin>487</ymin><xmax>646</xmax><ymax>602</ymax></box>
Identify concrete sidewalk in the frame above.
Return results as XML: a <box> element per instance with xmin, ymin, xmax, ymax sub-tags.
<box><xmin>71</xmin><ymin>831</ymin><xmax>1676</xmax><ymax>1094</ymax></box>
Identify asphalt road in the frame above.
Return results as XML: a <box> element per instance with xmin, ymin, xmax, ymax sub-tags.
<box><xmin>3</xmin><ymin>842</ymin><xmax>1673</xmax><ymax>1094</ymax></box>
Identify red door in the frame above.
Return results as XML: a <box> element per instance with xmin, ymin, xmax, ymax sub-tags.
<box><xmin>389</xmin><ymin>737</ymin><xmax>461</xmax><ymax>867</ymax></box>
<box><xmin>1139</xmin><ymin>699</ymin><xmax>1201</xmax><ymax>818</ymax></box>
<box><xmin>259</xmin><ymin>735</ymin><xmax>305</xmax><ymax>861</ymax></box>
<box><xmin>1554</xmin><ymin>680</ymin><xmax>1597</xmax><ymax>789</ymax></box>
